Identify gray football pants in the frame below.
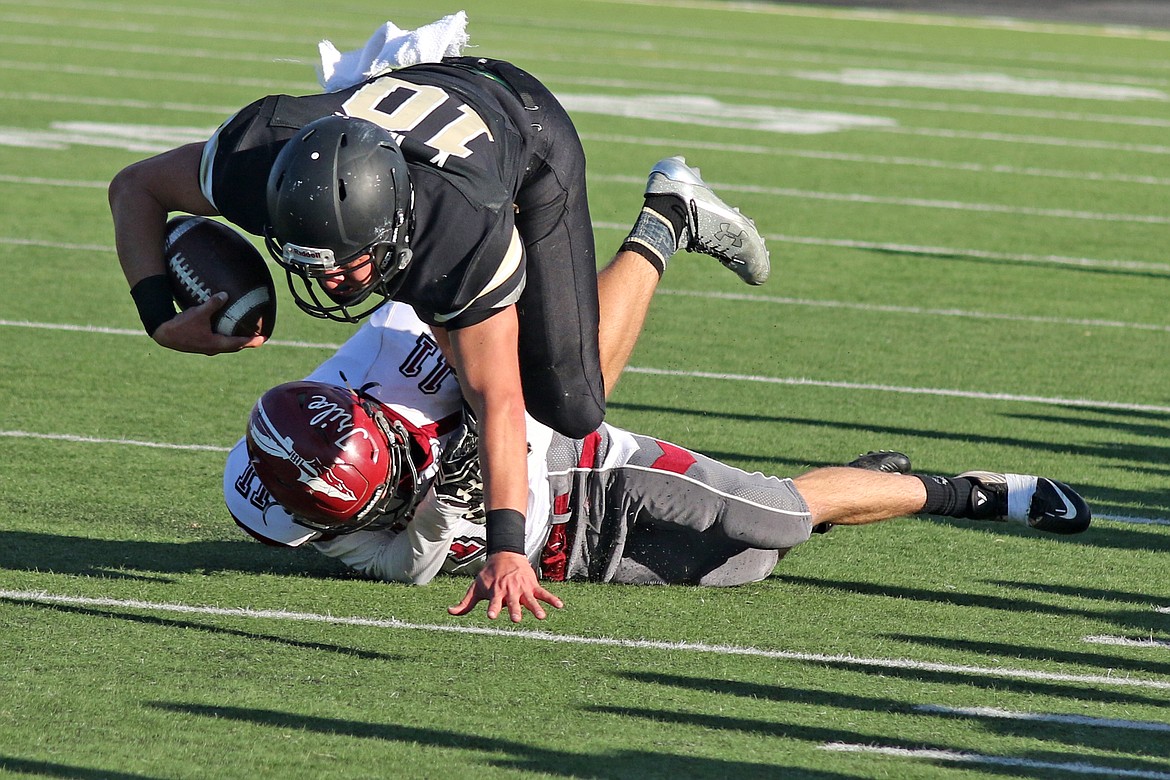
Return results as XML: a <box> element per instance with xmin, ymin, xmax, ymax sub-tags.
<box><xmin>546</xmin><ymin>424</ymin><xmax>814</xmax><ymax>586</ymax></box>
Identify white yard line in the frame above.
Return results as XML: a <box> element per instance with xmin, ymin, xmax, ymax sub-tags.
<box><xmin>820</xmin><ymin>743</ymin><xmax>1170</xmax><ymax>778</ymax></box>
<box><xmin>622</xmin><ymin>366</ymin><xmax>1170</xmax><ymax>416</ymax></box>
<box><xmin>1083</xmin><ymin>636</ymin><xmax>1170</xmax><ymax>650</ymax></box>
<box><xmin>3</xmin><ymin>589</ymin><xmax>1170</xmax><ymax>690</ymax></box>
<box><xmin>654</xmin><ymin>289</ymin><xmax>1170</xmax><ymax>333</ymax></box>
<box><xmin>0</xmin><ymin>430</ymin><xmax>230</xmax><ymax>452</ymax></box>
<box><xmin>915</xmin><ymin>703</ymin><xmax>1170</xmax><ymax>732</ymax></box>
<box><xmin>581</xmin><ymin>132</ymin><xmax>1170</xmax><ymax>185</ymax></box>
<box><xmin>595</xmin><ymin>173</ymin><xmax>1170</xmax><ymax>223</ymax></box>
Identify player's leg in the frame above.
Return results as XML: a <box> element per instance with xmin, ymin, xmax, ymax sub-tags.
<box><xmin>794</xmin><ymin>465</ymin><xmax>1092</xmax><ymax>534</ymax></box>
<box><xmin>596</xmin><ymin>251</ymin><xmax>659</xmax><ymax>395</ymax></box>
<box><xmin>622</xmin><ymin>156</ymin><xmax>770</xmax><ymax>286</ymax></box>
<box><xmin>503</xmin><ymin>69</ymin><xmax>605</xmax><ymax>438</ymax></box>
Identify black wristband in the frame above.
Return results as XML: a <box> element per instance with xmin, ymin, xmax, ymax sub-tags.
<box><xmin>130</xmin><ymin>274</ymin><xmax>177</xmax><ymax>336</ymax></box>
<box><xmin>485</xmin><ymin>508</ymin><xmax>526</xmax><ymax>555</ymax></box>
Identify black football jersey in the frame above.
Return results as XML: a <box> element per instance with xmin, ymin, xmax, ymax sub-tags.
<box><xmin>199</xmin><ymin>59</ymin><xmax>532</xmax><ymax>329</ymax></box>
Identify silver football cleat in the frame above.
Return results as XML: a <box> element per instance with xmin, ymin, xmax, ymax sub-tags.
<box><xmin>645</xmin><ymin>156</ymin><xmax>770</xmax><ymax>285</ymax></box>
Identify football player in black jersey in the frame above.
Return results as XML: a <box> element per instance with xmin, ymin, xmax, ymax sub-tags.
<box><xmin>109</xmin><ymin>56</ymin><xmax>769</xmax><ymax>623</ymax></box>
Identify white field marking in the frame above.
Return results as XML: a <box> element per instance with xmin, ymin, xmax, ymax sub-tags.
<box><xmin>0</xmin><ymin>237</ymin><xmax>117</xmax><ymax>253</ymax></box>
<box><xmin>0</xmin><ymin>173</ymin><xmax>106</xmax><ymax>188</ymax></box>
<box><xmin>915</xmin><ymin>704</ymin><xmax>1170</xmax><ymax>732</ymax></box>
<box><xmin>623</xmin><ymin>366</ymin><xmax>1170</xmax><ymax>416</ymax></box>
<box><xmin>819</xmin><ymin>743</ymin><xmax>1170</xmax><ymax>779</ymax></box>
<box><xmin>0</xmin><ymin>58</ymin><xmax>305</xmax><ymax>93</ymax></box>
<box><xmin>4</xmin><ymin>589</ymin><xmax>1170</xmax><ymax>690</ymax></box>
<box><xmin>753</xmin><ymin>233</ymin><xmax>1170</xmax><ymax>273</ymax></box>
<box><xmin>654</xmin><ymin>289</ymin><xmax>1170</xmax><ymax>334</ymax></box>
<box><xmin>1083</xmin><ymin>636</ymin><xmax>1170</xmax><ymax>649</ymax></box>
<box><xmin>0</xmin><ymin>90</ymin><xmax>237</xmax><ymax>116</ymax></box>
<box><xmin>794</xmin><ymin>69</ymin><xmax>1167</xmax><ymax>101</ymax></box>
<box><xmin>6</xmin><ymin>425</ymin><xmax>1170</xmax><ymax>527</ymax></box>
<box><xmin>530</xmin><ymin>49</ymin><xmax>1170</xmax><ymax>100</ymax></box>
<box><xmin>596</xmin><ymin>173</ymin><xmax>1170</xmax><ymax>224</ymax></box>
<box><xmin>0</xmin><ymin>430</ymin><xmax>230</xmax><ymax>453</ymax></box>
<box><xmin>0</xmin><ymin>319</ymin><xmax>342</xmax><ymax>351</ymax></box>
<box><xmin>879</xmin><ymin>124</ymin><xmax>1170</xmax><ymax>155</ymax></box>
<box><xmin>581</xmin><ymin>132</ymin><xmax>1170</xmax><ymax>186</ymax></box>
<box><xmin>560</xmin><ymin>93</ymin><xmax>896</xmax><ymax>134</ymax></box>
<box><xmin>571</xmin><ymin>80</ymin><xmax>1170</xmax><ymax>129</ymax></box>
<box><xmin>0</xmin><ymin>33</ymin><xmax>295</xmax><ymax>65</ymax></box>
<box><xmin>1094</xmin><ymin>515</ymin><xmax>1170</xmax><ymax>526</ymax></box>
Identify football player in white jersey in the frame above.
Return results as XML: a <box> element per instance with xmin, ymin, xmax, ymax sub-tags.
<box><xmin>225</xmin><ymin>301</ymin><xmax>1092</xmax><ymax>598</ymax></box>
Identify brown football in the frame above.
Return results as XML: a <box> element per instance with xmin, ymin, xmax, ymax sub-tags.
<box><xmin>163</xmin><ymin>215</ymin><xmax>277</xmax><ymax>338</ymax></box>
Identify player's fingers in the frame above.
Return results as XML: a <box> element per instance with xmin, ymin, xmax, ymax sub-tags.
<box><xmin>486</xmin><ymin>592</ymin><xmax>505</xmax><ymax>621</ymax></box>
<box><xmin>520</xmin><ymin>593</ymin><xmax>547</xmax><ymax>621</ymax></box>
<box><xmin>447</xmin><ymin>585</ymin><xmax>480</xmax><ymax>616</ymax></box>
<box><xmin>533</xmin><ymin>586</ymin><xmax>564</xmax><ymax>610</ymax></box>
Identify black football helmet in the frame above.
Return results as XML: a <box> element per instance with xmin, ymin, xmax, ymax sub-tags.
<box><xmin>246</xmin><ymin>380</ymin><xmax>422</xmax><ymax>535</ymax></box>
<box><xmin>265</xmin><ymin>115</ymin><xmax>414</xmax><ymax>322</ymax></box>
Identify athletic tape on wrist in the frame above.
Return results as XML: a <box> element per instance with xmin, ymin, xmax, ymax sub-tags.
<box><xmin>485</xmin><ymin>508</ymin><xmax>526</xmax><ymax>555</ymax></box>
<box><xmin>130</xmin><ymin>274</ymin><xmax>177</xmax><ymax>336</ymax></box>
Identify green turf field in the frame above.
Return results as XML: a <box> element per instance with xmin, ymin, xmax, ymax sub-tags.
<box><xmin>3</xmin><ymin>1</ymin><xmax>1170</xmax><ymax>777</ymax></box>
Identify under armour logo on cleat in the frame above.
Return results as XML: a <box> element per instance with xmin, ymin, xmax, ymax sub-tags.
<box><xmin>715</xmin><ymin>224</ymin><xmax>745</xmax><ymax>248</ymax></box>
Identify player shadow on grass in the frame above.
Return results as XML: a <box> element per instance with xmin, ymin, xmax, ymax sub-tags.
<box><xmin>987</xmin><ymin>578</ymin><xmax>1170</xmax><ymax>605</ymax></box>
<box><xmin>616</xmin><ymin>672</ymin><xmax>1170</xmax><ymax>758</ymax></box>
<box><xmin>886</xmin><ymin>634</ymin><xmax>1170</xmax><ymax>686</ymax></box>
<box><xmin>149</xmin><ymin>703</ymin><xmax>856</xmax><ymax>780</ymax></box>
<box><xmin>584</xmin><ymin>704</ymin><xmax>1170</xmax><ymax>778</ymax></box>
<box><xmin>615</xmin><ymin>671</ymin><xmax>1170</xmax><ymax>745</ymax></box>
<box><xmin>776</xmin><ymin>574</ymin><xmax>1168</xmax><ymax>636</ymax></box>
<box><xmin>0</xmin><ymin>598</ymin><xmax>402</xmax><ymax>663</ymax></box>
<box><xmin>822</xmin><ymin>659</ymin><xmax>1170</xmax><ymax>708</ymax></box>
<box><xmin>923</xmin><ymin>516</ymin><xmax>1170</xmax><ymax>553</ymax></box>
<box><xmin>0</xmin><ymin>531</ymin><xmax>350</xmax><ymax>581</ymax></box>
<box><xmin>0</xmin><ymin>756</ymin><xmax>165</xmax><ymax>780</ymax></box>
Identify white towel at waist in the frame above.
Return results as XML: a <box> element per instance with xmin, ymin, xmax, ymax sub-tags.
<box><xmin>318</xmin><ymin>11</ymin><xmax>470</xmax><ymax>92</ymax></box>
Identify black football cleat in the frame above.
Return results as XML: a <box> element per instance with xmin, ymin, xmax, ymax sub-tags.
<box><xmin>958</xmin><ymin>471</ymin><xmax>1091</xmax><ymax>534</ymax></box>
<box><xmin>846</xmin><ymin>450</ymin><xmax>912</xmax><ymax>474</ymax></box>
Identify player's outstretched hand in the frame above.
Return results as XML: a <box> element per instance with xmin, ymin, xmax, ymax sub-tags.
<box><xmin>152</xmin><ymin>293</ymin><xmax>266</xmax><ymax>355</ymax></box>
<box><xmin>448</xmin><ymin>551</ymin><xmax>563</xmax><ymax>622</ymax></box>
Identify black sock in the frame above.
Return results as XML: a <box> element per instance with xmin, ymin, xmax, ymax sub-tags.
<box><xmin>619</xmin><ymin>194</ymin><xmax>689</xmax><ymax>275</ymax></box>
<box><xmin>645</xmin><ymin>194</ymin><xmax>688</xmax><ymax>240</ymax></box>
<box><xmin>916</xmin><ymin>475</ymin><xmax>975</xmax><ymax>517</ymax></box>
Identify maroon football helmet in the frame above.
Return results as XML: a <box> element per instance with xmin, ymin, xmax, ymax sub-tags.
<box><xmin>246</xmin><ymin>380</ymin><xmax>421</xmax><ymax>534</ymax></box>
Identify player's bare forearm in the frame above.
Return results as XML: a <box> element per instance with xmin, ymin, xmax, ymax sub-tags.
<box><xmin>441</xmin><ymin>310</ymin><xmax>529</xmax><ymax>514</ymax></box>
<box><xmin>108</xmin><ymin>142</ymin><xmax>216</xmax><ymax>287</ymax></box>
